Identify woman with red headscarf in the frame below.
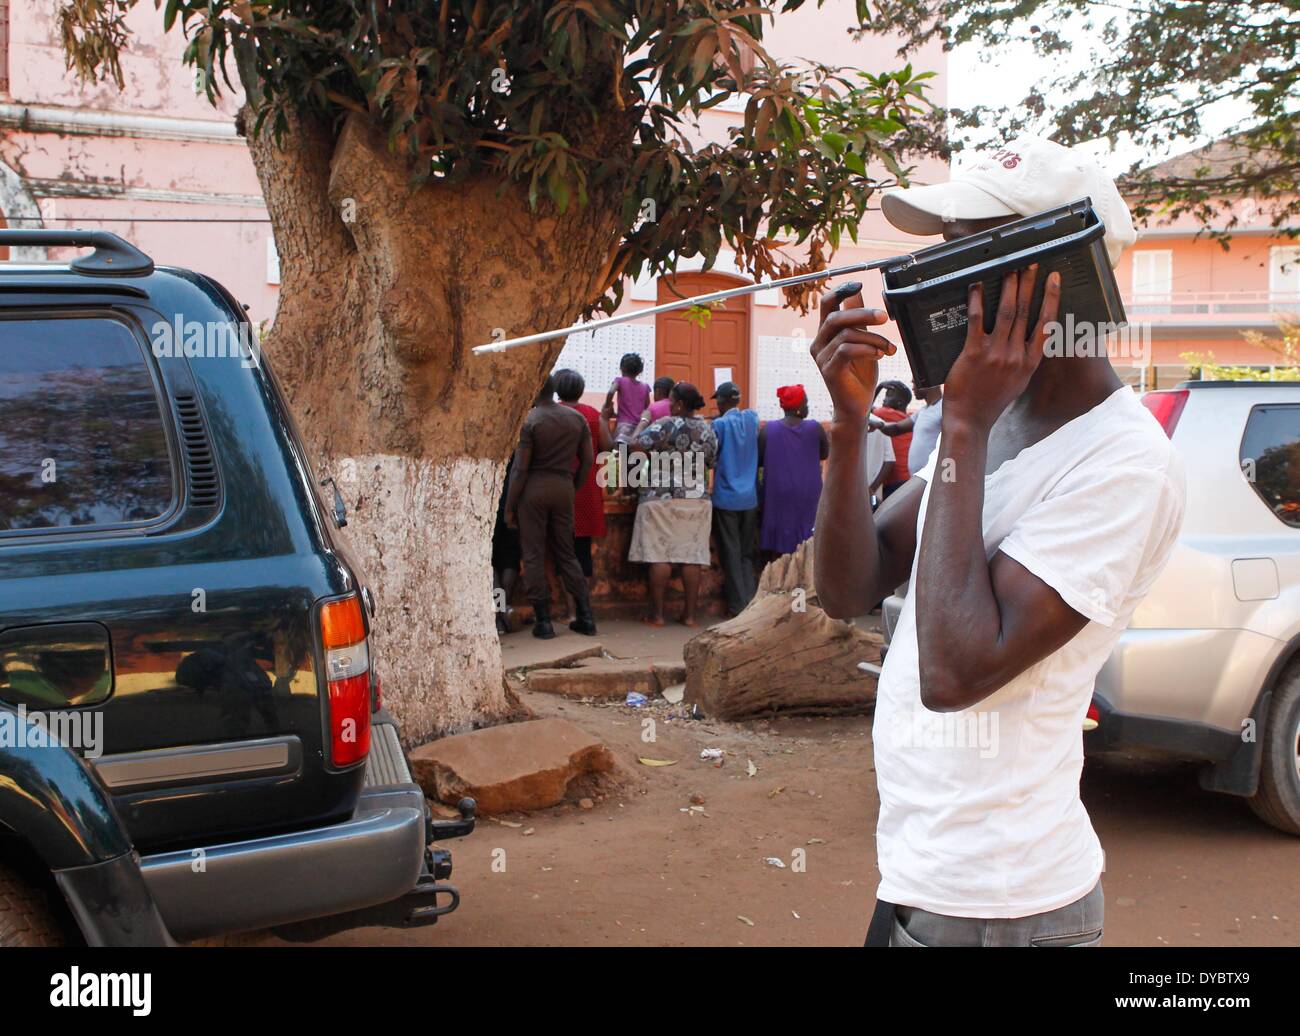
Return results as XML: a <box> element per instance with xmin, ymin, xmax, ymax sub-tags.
<box><xmin>758</xmin><ymin>384</ymin><xmax>828</xmax><ymax>557</ymax></box>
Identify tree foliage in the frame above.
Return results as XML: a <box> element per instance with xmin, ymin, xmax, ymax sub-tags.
<box><xmin>859</xmin><ymin>0</ymin><xmax>1300</xmax><ymax>238</ymax></box>
<box><xmin>60</xmin><ymin>0</ymin><xmax>941</xmax><ymax>313</ymax></box>
<box><xmin>1183</xmin><ymin>319</ymin><xmax>1300</xmax><ymax>381</ymax></box>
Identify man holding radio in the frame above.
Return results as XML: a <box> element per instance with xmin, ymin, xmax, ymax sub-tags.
<box><xmin>811</xmin><ymin>137</ymin><xmax>1185</xmax><ymax>946</ymax></box>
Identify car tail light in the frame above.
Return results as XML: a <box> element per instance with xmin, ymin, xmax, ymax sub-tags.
<box><xmin>319</xmin><ymin>596</ymin><xmax>371</xmax><ymax>767</ymax></box>
<box><xmin>1141</xmin><ymin>389</ymin><xmax>1188</xmax><ymax>438</ymax></box>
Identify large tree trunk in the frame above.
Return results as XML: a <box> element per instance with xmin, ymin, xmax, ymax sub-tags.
<box><xmin>238</xmin><ymin>108</ymin><xmax>627</xmax><ymax>743</ymax></box>
<box><xmin>683</xmin><ymin>539</ymin><xmax>882</xmax><ymax>720</ymax></box>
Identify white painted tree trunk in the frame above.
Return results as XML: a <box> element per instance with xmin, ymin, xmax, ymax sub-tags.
<box><xmin>333</xmin><ymin>453</ymin><xmax>508</xmax><ymax>744</ymax></box>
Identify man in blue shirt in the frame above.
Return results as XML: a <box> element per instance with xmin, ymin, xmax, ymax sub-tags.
<box><xmin>710</xmin><ymin>381</ymin><xmax>760</xmax><ymax>615</ymax></box>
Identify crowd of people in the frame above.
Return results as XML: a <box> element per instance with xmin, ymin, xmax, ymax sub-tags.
<box><xmin>492</xmin><ymin>352</ymin><xmax>943</xmax><ymax>638</ymax></box>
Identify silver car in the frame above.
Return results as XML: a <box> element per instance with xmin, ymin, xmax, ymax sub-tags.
<box><xmin>880</xmin><ymin>380</ymin><xmax>1300</xmax><ymax>835</ymax></box>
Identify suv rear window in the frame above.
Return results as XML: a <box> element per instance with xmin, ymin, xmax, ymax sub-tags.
<box><xmin>1241</xmin><ymin>403</ymin><xmax>1300</xmax><ymax>528</ymax></box>
<box><xmin>0</xmin><ymin>316</ymin><xmax>175</xmax><ymax>532</ymax></box>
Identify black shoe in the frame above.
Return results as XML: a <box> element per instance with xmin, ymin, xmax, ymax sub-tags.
<box><xmin>569</xmin><ymin>611</ymin><xmax>598</xmax><ymax>636</ymax></box>
<box><xmin>531</xmin><ymin>602</ymin><xmax>556</xmax><ymax>639</ymax></box>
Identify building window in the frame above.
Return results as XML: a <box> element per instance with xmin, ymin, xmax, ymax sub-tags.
<box><xmin>1131</xmin><ymin>250</ymin><xmax>1173</xmax><ymax>314</ymax></box>
<box><xmin>0</xmin><ymin>0</ymin><xmax>9</xmax><ymax>95</ymax></box>
<box><xmin>1270</xmin><ymin>246</ymin><xmax>1300</xmax><ymax>309</ymax></box>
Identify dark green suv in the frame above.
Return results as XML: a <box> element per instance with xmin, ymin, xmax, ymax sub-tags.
<box><xmin>0</xmin><ymin>230</ymin><xmax>473</xmax><ymax>946</ymax></box>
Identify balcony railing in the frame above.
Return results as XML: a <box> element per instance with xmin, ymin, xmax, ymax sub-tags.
<box><xmin>1124</xmin><ymin>290</ymin><xmax>1300</xmax><ymax>320</ymax></box>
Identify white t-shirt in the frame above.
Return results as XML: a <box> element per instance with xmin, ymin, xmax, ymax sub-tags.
<box><xmin>873</xmin><ymin>386</ymin><xmax>1185</xmax><ymax>918</ymax></box>
<box><xmin>864</xmin><ymin>428</ymin><xmax>895</xmax><ymax>490</ymax></box>
<box><xmin>908</xmin><ymin>398</ymin><xmax>943</xmax><ymax>473</ymax></box>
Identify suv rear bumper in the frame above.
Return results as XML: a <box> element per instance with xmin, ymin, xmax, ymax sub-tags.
<box><xmin>134</xmin><ymin>714</ymin><xmax>471</xmax><ymax>942</ymax></box>
<box><xmin>139</xmin><ymin>790</ymin><xmax>427</xmax><ymax>941</ymax></box>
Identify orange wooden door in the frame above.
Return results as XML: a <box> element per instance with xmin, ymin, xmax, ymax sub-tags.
<box><xmin>656</xmin><ymin>272</ymin><xmax>751</xmax><ymax>403</ymax></box>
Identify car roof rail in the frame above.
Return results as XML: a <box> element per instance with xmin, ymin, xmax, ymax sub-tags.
<box><xmin>0</xmin><ymin>229</ymin><xmax>154</xmax><ymax>276</ymax></box>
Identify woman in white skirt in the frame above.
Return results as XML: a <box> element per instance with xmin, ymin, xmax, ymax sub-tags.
<box><xmin>627</xmin><ymin>381</ymin><xmax>718</xmax><ymax>626</ymax></box>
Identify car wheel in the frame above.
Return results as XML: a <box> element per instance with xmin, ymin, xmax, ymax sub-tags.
<box><xmin>0</xmin><ymin>859</ymin><xmax>65</xmax><ymax>947</ymax></box>
<box><xmin>1249</xmin><ymin>668</ymin><xmax>1300</xmax><ymax>835</ymax></box>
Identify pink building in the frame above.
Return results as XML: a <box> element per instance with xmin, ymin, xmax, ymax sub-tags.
<box><xmin>1115</xmin><ymin>139</ymin><xmax>1300</xmax><ymax>388</ymax></box>
<box><xmin>0</xmin><ymin>1</ymin><xmax>278</xmax><ymax>320</ymax></box>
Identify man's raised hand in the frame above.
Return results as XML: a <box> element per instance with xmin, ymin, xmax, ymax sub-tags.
<box><xmin>810</xmin><ymin>284</ymin><xmax>897</xmax><ymax>427</ymax></box>
<box><xmin>943</xmin><ymin>265</ymin><xmax>1061</xmax><ymax>431</ymax></box>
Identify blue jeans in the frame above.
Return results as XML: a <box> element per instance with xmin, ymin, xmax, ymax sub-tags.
<box><xmin>889</xmin><ymin>882</ymin><xmax>1104</xmax><ymax>947</ymax></box>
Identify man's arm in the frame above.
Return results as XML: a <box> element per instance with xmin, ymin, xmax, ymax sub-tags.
<box><xmin>504</xmin><ymin>437</ymin><xmax>532</xmax><ymax>526</ymax></box>
<box><xmin>871</xmin><ymin>413</ymin><xmax>915</xmax><ymax>436</ymax></box>
<box><xmin>810</xmin><ymin>287</ymin><xmax>924</xmax><ymax>618</ymax></box>
<box><xmin>574</xmin><ymin>424</ymin><xmax>594</xmax><ymax>489</ymax></box>
<box><xmin>816</xmin><ymin>421</ymin><xmax>829</xmax><ymax>461</ymax></box>
<box><xmin>914</xmin><ymin>265</ymin><xmax>1087</xmax><ymax>712</ymax></box>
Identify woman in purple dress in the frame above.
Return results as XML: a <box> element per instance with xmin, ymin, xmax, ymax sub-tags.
<box><xmin>758</xmin><ymin>384</ymin><xmax>828</xmax><ymax>557</ymax></box>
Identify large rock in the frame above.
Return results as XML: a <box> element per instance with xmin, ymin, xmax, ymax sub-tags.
<box><xmin>409</xmin><ymin>718</ymin><xmax>615</xmax><ymax>814</ymax></box>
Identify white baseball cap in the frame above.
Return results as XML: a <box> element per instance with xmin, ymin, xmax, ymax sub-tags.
<box><xmin>880</xmin><ymin>136</ymin><xmax>1137</xmax><ymax>266</ymax></box>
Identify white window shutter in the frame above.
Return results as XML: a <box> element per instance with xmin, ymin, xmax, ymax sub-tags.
<box><xmin>1270</xmin><ymin>246</ymin><xmax>1300</xmax><ymax>296</ymax></box>
<box><xmin>1131</xmin><ymin>250</ymin><xmax>1172</xmax><ymax>297</ymax></box>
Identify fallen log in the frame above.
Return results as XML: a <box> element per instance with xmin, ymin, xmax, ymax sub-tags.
<box><xmin>683</xmin><ymin>539</ymin><xmax>882</xmax><ymax>720</ymax></box>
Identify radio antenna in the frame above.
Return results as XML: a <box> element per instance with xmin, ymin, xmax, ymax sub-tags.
<box><xmin>471</xmin><ymin>255</ymin><xmax>899</xmax><ymax>355</ymax></box>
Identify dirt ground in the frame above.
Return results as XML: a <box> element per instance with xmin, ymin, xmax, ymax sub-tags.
<box><xmin>257</xmin><ymin>620</ymin><xmax>1300</xmax><ymax>948</ymax></box>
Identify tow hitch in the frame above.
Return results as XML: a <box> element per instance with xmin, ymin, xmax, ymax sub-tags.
<box><xmin>273</xmin><ymin>797</ymin><xmax>477</xmax><ymax>941</ymax></box>
<box><xmin>428</xmin><ymin>796</ymin><xmax>477</xmax><ymax>843</ymax></box>
<box><xmin>398</xmin><ymin>797</ymin><xmax>478</xmax><ymax>925</ymax></box>
<box><xmin>401</xmin><ymin>866</ymin><xmax>461</xmax><ymax>925</ymax></box>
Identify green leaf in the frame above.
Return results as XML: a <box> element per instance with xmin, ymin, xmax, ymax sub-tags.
<box><xmin>547</xmin><ymin>166</ymin><xmax>571</xmax><ymax>213</ymax></box>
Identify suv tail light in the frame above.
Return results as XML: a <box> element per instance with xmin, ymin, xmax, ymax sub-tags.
<box><xmin>319</xmin><ymin>595</ymin><xmax>371</xmax><ymax>767</ymax></box>
<box><xmin>1141</xmin><ymin>389</ymin><xmax>1189</xmax><ymax>438</ymax></box>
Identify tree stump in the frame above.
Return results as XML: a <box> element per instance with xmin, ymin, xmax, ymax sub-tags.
<box><xmin>683</xmin><ymin>539</ymin><xmax>882</xmax><ymax>720</ymax></box>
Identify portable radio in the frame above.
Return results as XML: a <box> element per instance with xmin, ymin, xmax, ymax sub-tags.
<box><xmin>880</xmin><ymin>197</ymin><xmax>1126</xmax><ymax>389</ymax></box>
